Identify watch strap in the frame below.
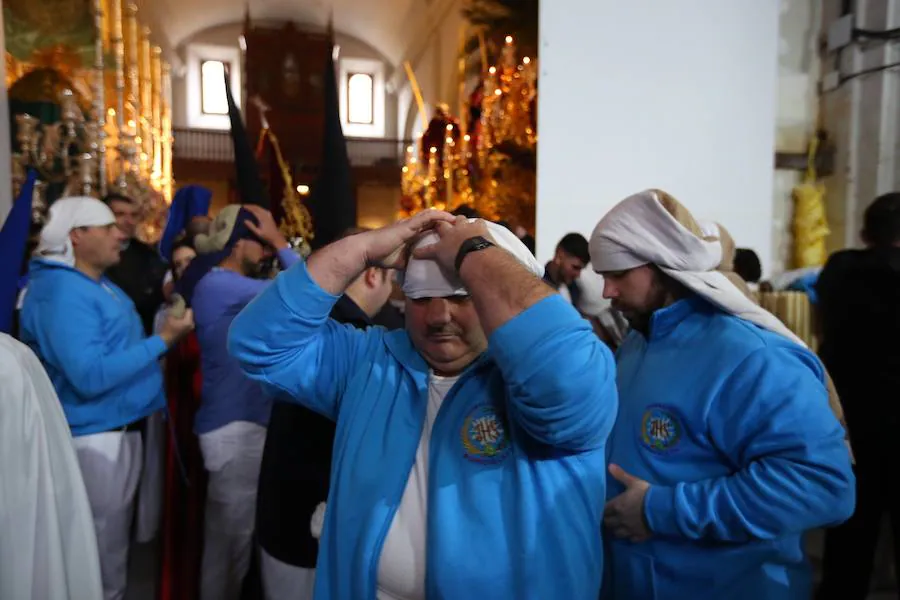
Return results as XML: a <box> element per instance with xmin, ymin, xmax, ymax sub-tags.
<box><xmin>454</xmin><ymin>236</ymin><xmax>496</xmax><ymax>274</ymax></box>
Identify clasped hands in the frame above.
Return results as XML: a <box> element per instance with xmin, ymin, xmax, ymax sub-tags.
<box><xmin>356</xmin><ymin>209</ymin><xmax>491</xmax><ymax>273</ymax></box>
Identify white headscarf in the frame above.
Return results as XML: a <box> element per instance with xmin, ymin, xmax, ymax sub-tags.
<box><xmin>589</xmin><ymin>189</ymin><xmax>803</xmax><ymax>346</ymax></box>
<box><xmin>402</xmin><ymin>220</ymin><xmax>543</xmax><ymax>299</ymax></box>
<box><xmin>589</xmin><ymin>188</ymin><xmax>850</xmax><ymax>442</ymax></box>
<box><xmin>35</xmin><ymin>197</ymin><xmax>116</xmax><ymax>267</ymax></box>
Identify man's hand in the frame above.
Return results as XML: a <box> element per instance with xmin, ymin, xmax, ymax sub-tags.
<box><xmin>411</xmin><ymin>215</ymin><xmax>493</xmax><ymax>273</ymax></box>
<box><xmin>244</xmin><ymin>205</ymin><xmax>288</xmax><ymax>250</ymax></box>
<box><xmin>603</xmin><ymin>464</ymin><xmax>653</xmax><ymax>543</ymax></box>
<box><xmin>360</xmin><ymin>209</ymin><xmax>457</xmax><ymax>269</ymax></box>
<box><xmin>159</xmin><ymin>307</ymin><xmax>195</xmax><ymax>348</ymax></box>
<box><xmin>306</xmin><ymin>209</ymin><xmax>455</xmax><ymax>296</ymax></box>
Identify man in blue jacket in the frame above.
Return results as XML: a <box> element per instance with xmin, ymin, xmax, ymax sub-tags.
<box><xmin>589</xmin><ymin>189</ymin><xmax>855</xmax><ymax>600</ymax></box>
<box><xmin>20</xmin><ymin>196</ymin><xmax>195</xmax><ymax>600</ymax></box>
<box><xmin>229</xmin><ymin>209</ymin><xmax>618</xmax><ymax>599</ymax></box>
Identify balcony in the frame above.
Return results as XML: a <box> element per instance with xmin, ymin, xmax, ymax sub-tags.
<box><xmin>172</xmin><ymin>127</ymin><xmax>411</xmax><ymax>168</ymax></box>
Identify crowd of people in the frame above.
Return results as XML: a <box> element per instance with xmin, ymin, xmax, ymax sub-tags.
<box><xmin>5</xmin><ymin>184</ymin><xmax>900</xmax><ymax>600</ymax></box>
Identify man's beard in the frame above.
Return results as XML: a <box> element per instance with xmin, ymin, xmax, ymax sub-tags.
<box><xmin>614</xmin><ymin>281</ymin><xmax>670</xmax><ymax>336</ymax></box>
<box><xmin>241</xmin><ymin>256</ymin><xmax>270</xmax><ymax>278</ymax></box>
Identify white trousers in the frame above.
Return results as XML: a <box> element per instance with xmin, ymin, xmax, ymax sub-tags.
<box><xmin>260</xmin><ymin>548</ymin><xmax>316</xmax><ymax>600</ymax></box>
<box><xmin>198</xmin><ymin>421</ymin><xmax>267</xmax><ymax>600</ymax></box>
<box><xmin>72</xmin><ymin>430</ymin><xmax>143</xmax><ymax>600</ymax></box>
<box><xmin>135</xmin><ymin>411</ymin><xmax>164</xmax><ymax>543</ymax></box>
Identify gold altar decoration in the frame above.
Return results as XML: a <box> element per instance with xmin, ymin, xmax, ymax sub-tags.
<box><xmin>399</xmin><ymin>35</ymin><xmax>537</xmax><ymax>230</ymax></box>
<box><xmin>755</xmin><ymin>290</ymin><xmax>817</xmax><ymax>351</ymax></box>
<box><xmin>251</xmin><ymin>96</ymin><xmax>315</xmax><ymax>256</ymax></box>
<box><xmin>5</xmin><ymin>0</ymin><xmax>174</xmax><ymax>243</ymax></box>
<box><xmin>791</xmin><ymin>136</ymin><xmax>830</xmax><ymax>268</ymax></box>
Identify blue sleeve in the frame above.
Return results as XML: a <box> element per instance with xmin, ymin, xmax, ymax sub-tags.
<box><xmin>43</xmin><ymin>294</ymin><xmax>168</xmax><ymax>398</ymax></box>
<box><xmin>488</xmin><ymin>295</ymin><xmax>618</xmax><ymax>451</ymax></box>
<box><xmin>643</xmin><ymin>345</ymin><xmax>855</xmax><ymax>542</ymax></box>
<box><xmin>277</xmin><ymin>248</ymin><xmax>301</xmax><ymax>270</ymax></box>
<box><xmin>228</xmin><ymin>260</ymin><xmax>376</xmax><ymax>421</ymax></box>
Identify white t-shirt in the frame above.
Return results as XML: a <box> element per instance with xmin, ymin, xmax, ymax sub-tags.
<box><xmin>376</xmin><ymin>373</ymin><xmax>459</xmax><ymax>600</ymax></box>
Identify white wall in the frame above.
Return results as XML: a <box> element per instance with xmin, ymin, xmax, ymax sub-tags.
<box><xmin>536</xmin><ymin>0</ymin><xmax>781</xmax><ymax>273</ymax></box>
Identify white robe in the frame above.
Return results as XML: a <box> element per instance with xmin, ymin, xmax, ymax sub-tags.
<box><xmin>0</xmin><ymin>333</ymin><xmax>103</xmax><ymax>599</ymax></box>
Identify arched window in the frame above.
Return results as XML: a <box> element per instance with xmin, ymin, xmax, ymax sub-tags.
<box><xmin>200</xmin><ymin>60</ymin><xmax>228</xmax><ymax>115</ymax></box>
<box><xmin>347</xmin><ymin>73</ymin><xmax>374</xmax><ymax>125</ymax></box>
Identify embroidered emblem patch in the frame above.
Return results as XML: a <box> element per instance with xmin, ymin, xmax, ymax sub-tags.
<box><xmin>461</xmin><ymin>404</ymin><xmax>511</xmax><ymax>464</ymax></box>
<box><xmin>640</xmin><ymin>404</ymin><xmax>683</xmax><ymax>454</ymax></box>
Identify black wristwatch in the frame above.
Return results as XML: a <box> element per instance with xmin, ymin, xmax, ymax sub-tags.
<box><xmin>454</xmin><ymin>236</ymin><xmax>496</xmax><ymax>274</ymax></box>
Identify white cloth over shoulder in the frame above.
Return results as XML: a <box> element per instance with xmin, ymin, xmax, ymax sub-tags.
<box><xmin>0</xmin><ymin>333</ymin><xmax>103</xmax><ymax>600</ymax></box>
<box><xmin>36</xmin><ymin>196</ymin><xmax>116</xmax><ymax>267</ymax></box>
<box><xmin>401</xmin><ymin>219</ymin><xmax>543</xmax><ymax>299</ymax></box>
<box><xmin>589</xmin><ymin>189</ymin><xmax>804</xmax><ymax>347</ymax></box>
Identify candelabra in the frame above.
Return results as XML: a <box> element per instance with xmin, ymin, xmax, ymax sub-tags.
<box><xmin>12</xmin><ymin>88</ymin><xmax>104</xmax><ymax>223</ymax></box>
<box><xmin>400</xmin><ymin>35</ymin><xmax>537</xmax><ymax>229</ymax></box>
<box><xmin>6</xmin><ymin>0</ymin><xmax>174</xmax><ymax>241</ymax></box>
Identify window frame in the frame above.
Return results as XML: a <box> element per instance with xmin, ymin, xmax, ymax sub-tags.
<box><xmin>185</xmin><ymin>43</ymin><xmax>242</xmax><ymax>131</ymax></box>
<box><xmin>338</xmin><ymin>57</ymin><xmax>386</xmax><ymax>138</ymax></box>
<box><xmin>346</xmin><ymin>71</ymin><xmax>375</xmax><ymax>125</ymax></box>
<box><xmin>199</xmin><ymin>59</ymin><xmax>229</xmax><ymax>116</ymax></box>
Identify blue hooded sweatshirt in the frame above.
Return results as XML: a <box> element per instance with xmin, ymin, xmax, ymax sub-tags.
<box><xmin>228</xmin><ymin>260</ymin><xmax>618</xmax><ymax>600</ymax></box>
<box><xmin>19</xmin><ymin>259</ymin><xmax>167</xmax><ymax>436</ymax></box>
<box><xmin>602</xmin><ymin>296</ymin><xmax>855</xmax><ymax>600</ymax></box>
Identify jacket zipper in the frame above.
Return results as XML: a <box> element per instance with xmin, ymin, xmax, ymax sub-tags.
<box><xmin>366</xmin><ymin>363</ymin><xmax>481</xmax><ymax>600</ymax></box>
<box><xmin>367</xmin><ymin>374</ymin><xmax>430</xmax><ymax>600</ymax></box>
<box><xmin>423</xmin><ymin>366</ymin><xmax>481</xmax><ymax>599</ymax></box>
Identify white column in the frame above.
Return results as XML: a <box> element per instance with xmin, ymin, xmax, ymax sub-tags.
<box><xmin>0</xmin><ymin>5</ymin><xmax>13</xmax><ymax>223</ymax></box>
<box><xmin>536</xmin><ymin>0</ymin><xmax>781</xmax><ymax>273</ymax></box>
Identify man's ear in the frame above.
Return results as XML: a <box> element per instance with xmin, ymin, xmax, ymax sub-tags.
<box><xmin>69</xmin><ymin>228</ymin><xmax>83</xmax><ymax>248</ymax></box>
<box><xmin>363</xmin><ymin>266</ymin><xmax>379</xmax><ymax>288</ymax></box>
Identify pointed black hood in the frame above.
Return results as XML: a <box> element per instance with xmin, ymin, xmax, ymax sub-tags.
<box><xmin>307</xmin><ymin>44</ymin><xmax>356</xmax><ymax>248</ymax></box>
<box><xmin>224</xmin><ymin>67</ymin><xmax>268</xmax><ymax>208</ymax></box>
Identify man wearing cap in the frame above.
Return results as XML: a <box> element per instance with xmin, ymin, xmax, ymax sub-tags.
<box><xmin>176</xmin><ymin>202</ymin><xmax>301</xmax><ymax>600</ymax></box>
<box><xmin>590</xmin><ymin>189</ymin><xmax>854</xmax><ymax>600</ymax></box>
<box><xmin>228</xmin><ymin>210</ymin><xmax>618</xmax><ymax>599</ymax></box>
<box><xmin>20</xmin><ymin>196</ymin><xmax>195</xmax><ymax>600</ymax></box>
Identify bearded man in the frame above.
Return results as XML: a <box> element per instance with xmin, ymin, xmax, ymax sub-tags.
<box><xmin>592</xmin><ymin>189</ymin><xmax>854</xmax><ymax>600</ymax></box>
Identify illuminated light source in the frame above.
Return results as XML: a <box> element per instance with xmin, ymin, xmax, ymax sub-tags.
<box><xmin>296</xmin><ymin>184</ymin><xmax>310</xmax><ymax>195</ymax></box>
<box><xmin>505</xmin><ymin>35</ymin><xmax>513</xmax><ymax>44</ymax></box>
<box><xmin>523</xmin><ymin>57</ymin><xmax>531</xmax><ymax>64</ymax></box>
<box><xmin>489</xmin><ymin>66</ymin><xmax>497</xmax><ymax>75</ymax></box>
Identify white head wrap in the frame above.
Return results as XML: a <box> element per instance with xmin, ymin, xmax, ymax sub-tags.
<box><xmin>402</xmin><ymin>220</ymin><xmax>543</xmax><ymax>299</ymax></box>
<box><xmin>589</xmin><ymin>189</ymin><xmax>850</xmax><ymax>439</ymax></box>
<box><xmin>696</xmin><ymin>219</ymin><xmax>720</xmax><ymax>240</ymax></box>
<box><xmin>36</xmin><ymin>197</ymin><xmax>116</xmax><ymax>267</ymax></box>
<box><xmin>589</xmin><ymin>189</ymin><xmax>802</xmax><ymax>346</ymax></box>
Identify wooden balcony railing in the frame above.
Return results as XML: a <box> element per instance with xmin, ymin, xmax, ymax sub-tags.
<box><xmin>172</xmin><ymin>127</ymin><xmax>411</xmax><ymax>168</ymax></box>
